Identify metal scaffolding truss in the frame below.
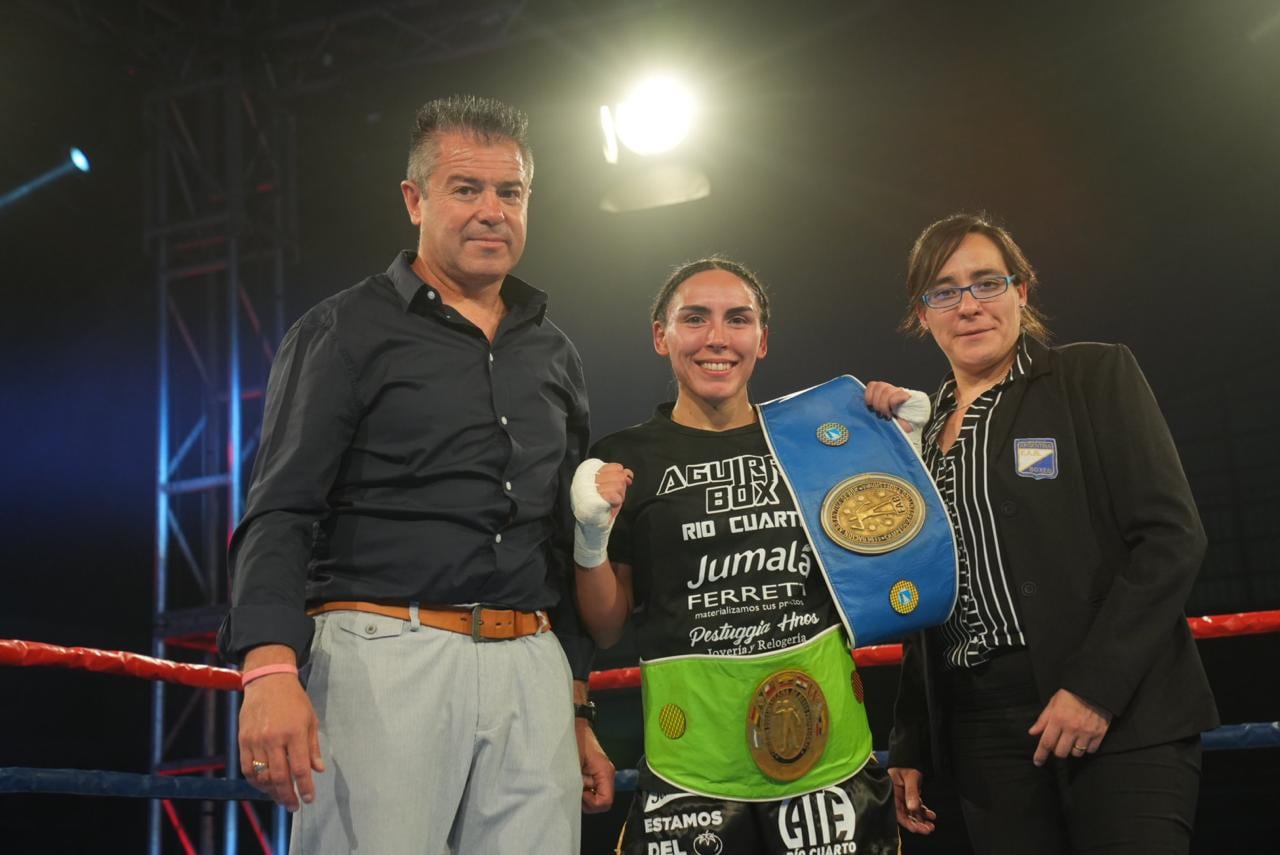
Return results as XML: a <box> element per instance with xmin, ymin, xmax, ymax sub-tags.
<box><xmin>147</xmin><ymin>44</ymin><xmax>295</xmax><ymax>855</ymax></box>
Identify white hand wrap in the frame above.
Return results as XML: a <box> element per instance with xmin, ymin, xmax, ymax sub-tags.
<box><xmin>571</xmin><ymin>458</ymin><xmax>614</xmax><ymax>568</ymax></box>
<box><xmin>893</xmin><ymin>389</ymin><xmax>932</xmax><ymax>456</ymax></box>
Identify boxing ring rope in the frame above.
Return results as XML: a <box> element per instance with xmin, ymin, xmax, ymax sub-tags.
<box><xmin>0</xmin><ymin>639</ymin><xmax>242</xmax><ymax>691</ymax></box>
<box><xmin>3</xmin><ymin>609</ymin><xmax>1278</xmax><ymax>849</ymax></box>
<box><xmin>9</xmin><ymin>607</ymin><xmax>1270</xmax><ymax>693</ymax></box>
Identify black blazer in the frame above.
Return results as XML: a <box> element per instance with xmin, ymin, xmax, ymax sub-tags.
<box><xmin>889</xmin><ymin>338</ymin><xmax>1219</xmax><ymax>773</ymax></box>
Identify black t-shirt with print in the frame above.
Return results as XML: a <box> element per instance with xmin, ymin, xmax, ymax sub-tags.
<box><xmin>591</xmin><ymin>405</ymin><xmax>840</xmax><ymax>662</ymax></box>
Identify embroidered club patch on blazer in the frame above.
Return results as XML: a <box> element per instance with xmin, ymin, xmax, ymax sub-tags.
<box><xmin>1014</xmin><ymin>438</ymin><xmax>1058</xmax><ymax>480</ymax></box>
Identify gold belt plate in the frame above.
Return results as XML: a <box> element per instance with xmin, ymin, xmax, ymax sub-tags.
<box><xmin>745</xmin><ymin>669</ymin><xmax>829</xmax><ymax>781</ymax></box>
<box><xmin>820</xmin><ymin>472</ymin><xmax>925</xmax><ymax>554</ymax></box>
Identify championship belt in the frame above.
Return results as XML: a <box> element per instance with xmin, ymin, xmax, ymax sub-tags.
<box><xmin>757</xmin><ymin>375</ymin><xmax>958</xmax><ymax>647</ymax></box>
<box><xmin>641</xmin><ymin>627</ymin><xmax>872</xmax><ymax>801</ymax></box>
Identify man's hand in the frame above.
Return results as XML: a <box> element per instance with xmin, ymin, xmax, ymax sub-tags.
<box><xmin>576</xmin><ymin>717</ymin><xmax>615</xmax><ymax>813</ymax></box>
<box><xmin>238</xmin><ymin>647</ymin><xmax>324</xmax><ymax>811</ymax></box>
<box><xmin>1029</xmin><ymin>688</ymin><xmax>1112</xmax><ymax>766</ymax></box>
<box><xmin>888</xmin><ymin>766</ymin><xmax>936</xmax><ymax>834</ymax></box>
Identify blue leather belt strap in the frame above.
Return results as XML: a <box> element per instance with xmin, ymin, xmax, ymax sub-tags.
<box><xmin>758</xmin><ymin>375</ymin><xmax>958</xmax><ymax>647</ymax></box>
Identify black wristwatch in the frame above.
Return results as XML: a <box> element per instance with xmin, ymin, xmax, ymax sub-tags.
<box><xmin>573</xmin><ymin>701</ymin><xmax>597</xmax><ymax>724</ymax></box>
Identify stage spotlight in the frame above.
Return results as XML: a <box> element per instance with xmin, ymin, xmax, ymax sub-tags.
<box><xmin>0</xmin><ymin>146</ymin><xmax>93</xmax><ymax>212</ymax></box>
<box><xmin>612</xmin><ymin>75</ymin><xmax>696</xmax><ymax>157</ymax></box>
<box><xmin>597</xmin><ymin>75</ymin><xmax>706</xmax><ymax>212</ymax></box>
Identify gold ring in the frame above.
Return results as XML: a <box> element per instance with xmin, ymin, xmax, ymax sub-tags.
<box><xmin>251</xmin><ymin>759</ymin><xmax>269</xmax><ymax>776</ymax></box>
<box><xmin>1072</xmin><ymin>744</ymin><xmax>1087</xmax><ymax>753</ymax></box>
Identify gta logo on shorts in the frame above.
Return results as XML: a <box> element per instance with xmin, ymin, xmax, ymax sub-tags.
<box><xmin>1014</xmin><ymin>437</ymin><xmax>1058</xmax><ymax>480</ymax></box>
<box><xmin>777</xmin><ymin>786</ymin><xmax>857</xmax><ymax>854</ymax></box>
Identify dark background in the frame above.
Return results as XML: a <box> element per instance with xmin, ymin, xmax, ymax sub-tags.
<box><xmin>2</xmin><ymin>0</ymin><xmax>1278</xmax><ymax>851</ymax></box>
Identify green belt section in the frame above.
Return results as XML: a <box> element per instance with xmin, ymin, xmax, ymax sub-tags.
<box><xmin>641</xmin><ymin>628</ymin><xmax>872</xmax><ymax>800</ymax></box>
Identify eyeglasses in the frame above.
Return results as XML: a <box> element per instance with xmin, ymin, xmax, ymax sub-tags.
<box><xmin>920</xmin><ymin>274</ymin><xmax>1017</xmax><ymax>310</ymax></box>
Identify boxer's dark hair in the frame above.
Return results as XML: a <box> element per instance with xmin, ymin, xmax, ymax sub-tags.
<box><xmin>652</xmin><ymin>256</ymin><xmax>771</xmax><ymax>327</ymax></box>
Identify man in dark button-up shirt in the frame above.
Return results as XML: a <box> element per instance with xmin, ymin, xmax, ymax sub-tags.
<box><xmin>218</xmin><ymin>94</ymin><xmax>613</xmax><ymax>853</ymax></box>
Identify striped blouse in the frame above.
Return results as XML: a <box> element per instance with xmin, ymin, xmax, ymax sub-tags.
<box><xmin>923</xmin><ymin>336</ymin><xmax>1032</xmax><ymax>668</ymax></box>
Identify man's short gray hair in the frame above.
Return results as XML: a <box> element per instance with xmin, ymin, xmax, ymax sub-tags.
<box><xmin>406</xmin><ymin>94</ymin><xmax>534</xmax><ymax>189</ymax></box>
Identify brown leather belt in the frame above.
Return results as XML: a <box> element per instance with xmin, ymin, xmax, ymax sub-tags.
<box><xmin>307</xmin><ymin>601</ymin><xmax>550</xmax><ymax>641</ymax></box>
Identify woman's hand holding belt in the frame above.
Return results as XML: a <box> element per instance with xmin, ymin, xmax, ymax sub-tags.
<box><xmin>863</xmin><ymin>381</ymin><xmax>931</xmax><ymax>455</ymax></box>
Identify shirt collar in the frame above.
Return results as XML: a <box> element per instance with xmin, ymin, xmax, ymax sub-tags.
<box><xmin>650</xmin><ymin>402</ymin><xmax>762</xmax><ymax>438</ymax></box>
<box><xmin>386</xmin><ymin>250</ymin><xmax>549</xmax><ymax>324</ymax></box>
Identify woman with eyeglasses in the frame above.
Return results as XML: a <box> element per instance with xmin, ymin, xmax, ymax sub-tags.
<box><xmin>865</xmin><ymin>212</ymin><xmax>1218</xmax><ymax>854</ymax></box>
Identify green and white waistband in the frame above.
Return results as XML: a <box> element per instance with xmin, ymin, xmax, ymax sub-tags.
<box><xmin>641</xmin><ymin>626</ymin><xmax>872</xmax><ymax>801</ymax></box>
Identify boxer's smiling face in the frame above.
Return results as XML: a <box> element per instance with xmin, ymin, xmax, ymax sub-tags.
<box><xmin>653</xmin><ymin>269</ymin><xmax>768</xmax><ymax>410</ymax></box>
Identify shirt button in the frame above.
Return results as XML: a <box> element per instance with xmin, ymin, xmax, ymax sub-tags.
<box><xmin>1000</xmin><ymin>500</ymin><xmax>1017</xmax><ymax>516</ymax></box>
<box><xmin>504</xmin><ymin>481</ymin><xmax>513</xmax><ymax>491</ymax></box>
<box><xmin>500</xmin><ymin>416</ymin><xmax>508</xmax><ymax>426</ymax></box>
<box><xmin>427</xmin><ymin>291</ymin><xmax>436</xmax><ymax>301</ymax></box>
<box><xmin>495</xmin><ymin>533</ymin><xmax>503</xmax><ymax>544</ymax></box>
<box><xmin>489</xmin><ymin>353</ymin><xmax>494</xmax><ymax>363</ymax></box>
<box><xmin>1020</xmin><ymin>581</ymin><xmax>1037</xmax><ymax>597</ymax></box>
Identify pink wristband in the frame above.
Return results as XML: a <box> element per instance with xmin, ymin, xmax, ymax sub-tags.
<box><xmin>240</xmin><ymin>663</ymin><xmax>299</xmax><ymax>690</ymax></box>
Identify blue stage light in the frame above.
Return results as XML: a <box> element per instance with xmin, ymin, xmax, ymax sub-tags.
<box><xmin>0</xmin><ymin>146</ymin><xmax>92</xmax><ymax>211</ymax></box>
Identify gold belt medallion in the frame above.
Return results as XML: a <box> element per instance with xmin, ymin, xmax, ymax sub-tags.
<box><xmin>820</xmin><ymin>472</ymin><xmax>925</xmax><ymax>554</ymax></box>
<box><xmin>746</xmin><ymin>669</ymin><xmax>829</xmax><ymax>781</ymax></box>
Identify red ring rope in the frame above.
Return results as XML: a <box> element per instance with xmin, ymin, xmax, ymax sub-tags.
<box><xmin>2</xmin><ymin>610</ymin><xmax>1276</xmax><ymax>693</ymax></box>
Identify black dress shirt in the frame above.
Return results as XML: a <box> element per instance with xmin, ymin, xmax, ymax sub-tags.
<box><xmin>924</xmin><ymin>335</ymin><xmax>1032</xmax><ymax>668</ymax></box>
<box><xmin>218</xmin><ymin>252</ymin><xmax>592</xmax><ymax>675</ymax></box>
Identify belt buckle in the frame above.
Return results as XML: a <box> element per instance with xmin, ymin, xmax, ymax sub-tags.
<box><xmin>746</xmin><ymin>668</ymin><xmax>830</xmax><ymax>782</ymax></box>
<box><xmin>470</xmin><ymin>604</ymin><xmax>487</xmax><ymax>642</ymax></box>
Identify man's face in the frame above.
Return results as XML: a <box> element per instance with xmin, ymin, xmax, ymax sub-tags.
<box><xmin>400</xmin><ymin>131</ymin><xmax>529</xmax><ymax>289</ymax></box>
<box><xmin>917</xmin><ymin>232</ymin><xmax>1027</xmax><ymax>377</ymax></box>
<box><xmin>653</xmin><ymin>269</ymin><xmax>769</xmax><ymax>409</ymax></box>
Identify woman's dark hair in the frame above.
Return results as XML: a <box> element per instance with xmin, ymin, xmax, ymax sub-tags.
<box><xmin>651</xmin><ymin>256</ymin><xmax>771</xmax><ymax>327</ymax></box>
<box><xmin>902</xmin><ymin>212</ymin><xmax>1049</xmax><ymax>342</ymax></box>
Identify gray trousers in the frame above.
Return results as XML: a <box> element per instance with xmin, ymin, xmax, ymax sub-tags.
<box><xmin>290</xmin><ymin>609</ymin><xmax>582</xmax><ymax>854</ymax></box>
